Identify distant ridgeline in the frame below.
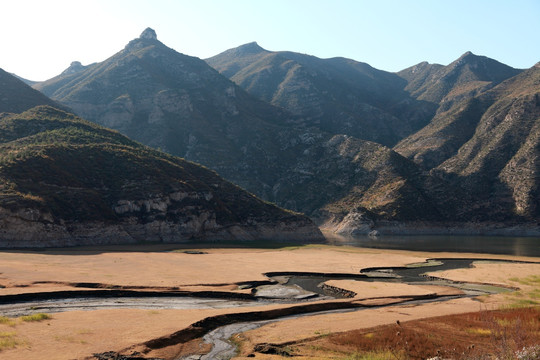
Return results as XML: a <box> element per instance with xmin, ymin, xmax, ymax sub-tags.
<box><xmin>27</xmin><ymin>28</ymin><xmax>540</xmax><ymax>236</ymax></box>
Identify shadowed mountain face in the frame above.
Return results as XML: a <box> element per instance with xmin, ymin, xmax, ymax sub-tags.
<box><xmin>206</xmin><ymin>42</ymin><xmax>435</xmax><ymax>146</ymax></box>
<box><xmin>0</xmin><ymin>105</ymin><xmax>323</xmax><ymax>247</ymax></box>
<box><xmin>0</xmin><ymin>68</ymin><xmax>61</xmax><ymax>113</ymax></box>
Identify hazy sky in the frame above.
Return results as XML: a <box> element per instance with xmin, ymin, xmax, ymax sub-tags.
<box><xmin>2</xmin><ymin>0</ymin><xmax>539</xmax><ymax>81</ymax></box>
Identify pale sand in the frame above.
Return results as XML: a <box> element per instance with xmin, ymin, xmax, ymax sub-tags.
<box><xmin>0</xmin><ymin>246</ymin><xmax>427</xmax><ymax>292</ymax></box>
<box><xmin>0</xmin><ymin>246</ymin><xmax>538</xmax><ymax>359</ymax></box>
<box><xmin>0</xmin><ymin>307</ymin><xmax>262</xmax><ymax>360</ymax></box>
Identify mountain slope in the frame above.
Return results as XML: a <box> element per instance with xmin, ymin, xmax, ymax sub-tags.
<box><xmin>0</xmin><ymin>68</ymin><xmax>61</xmax><ymax>113</ymax></box>
<box><xmin>0</xmin><ymin>105</ymin><xmax>322</xmax><ymax>247</ymax></box>
<box><xmin>207</xmin><ymin>42</ymin><xmax>434</xmax><ymax>146</ymax></box>
<box><xmin>34</xmin><ymin>29</ymin><xmax>299</xmax><ymax>180</ymax></box>
<box><xmin>395</xmin><ymin>53</ymin><xmax>523</xmax><ymax>169</ymax></box>
<box><xmin>434</xmin><ymin>63</ymin><xmax>540</xmax><ymax>220</ymax></box>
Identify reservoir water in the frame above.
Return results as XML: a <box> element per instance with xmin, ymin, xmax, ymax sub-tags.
<box><xmin>326</xmin><ymin>234</ymin><xmax>540</xmax><ymax>257</ymax></box>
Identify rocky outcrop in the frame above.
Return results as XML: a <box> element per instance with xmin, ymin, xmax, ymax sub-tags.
<box><xmin>0</xmin><ymin>202</ymin><xmax>321</xmax><ymax>248</ymax></box>
<box><xmin>60</xmin><ymin>61</ymin><xmax>86</xmax><ymax>76</ymax></box>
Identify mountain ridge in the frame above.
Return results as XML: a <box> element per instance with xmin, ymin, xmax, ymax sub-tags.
<box><xmin>206</xmin><ymin>42</ymin><xmax>434</xmax><ymax>146</ymax></box>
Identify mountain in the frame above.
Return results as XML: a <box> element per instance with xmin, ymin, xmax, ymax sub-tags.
<box><xmin>433</xmin><ymin>63</ymin><xmax>540</xmax><ymax>220</ymax></box>
<box><xmin>0</xmin><ymin>68</ymin><xmax>61</xmax><ymax>113</ymax></box>
<box><xmin>398</xmin><ymin>52</ymin><xmax>522</xmax><ymax>112</ymax></box>
<box><xmin>31</xmin><ymin>29</ymin><xmax>539</xmax><ymax>235</ymax></box>
<box><xmin>206</xmin><ymin>42</ymin><xmax>434</xmax><ymax>146</ymax></box>
<box><xmin>31</xmin><ymin>29</ymin><xmax>456</xmax><ymax>227</ymax></box>
<box><xmin>395</xmin><ymin>53</ymin><xmax>523</xmax><ymax>169</ymax></box>
<box><xmin>34</xmin><ymin>29</ymin><xmax>297</xmax><ymax>180</ymax></box>
<box><xmin>10</xmin><ymin>73</ymin><xmax>37</xmax><ymax>86</ymax></box>
<box><xmin>0</xmin><ymin>105</ymin><xmax>322</xmax><ymax>247</ymax></box>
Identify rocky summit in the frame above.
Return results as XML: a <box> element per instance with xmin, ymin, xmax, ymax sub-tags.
<box><xmin>0</xmin><ymin>104</ymin><xmax>323</xmax><ymax>247</ymax></box>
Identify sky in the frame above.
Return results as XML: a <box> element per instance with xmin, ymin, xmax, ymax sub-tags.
<box><xmin>2</xmin><ymin>0</ymin><xmax>539</xmax><ymax>81</ymax></box>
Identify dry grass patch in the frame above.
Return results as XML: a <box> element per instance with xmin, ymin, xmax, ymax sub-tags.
<box><xmin>281</xmin><ymin>307</ymin><xmax>540</xmax><ymax>360</ymax></box>
<box><xmin>0</xmin><ymin>332</ymin><xmax>19</xmax><ymax>351</ymax></box>
<box><xmin>20</xmin><ymin>313</ymin><xmax>51</xmax><ymax>322</ymax></box>
<box><xmin>0</xmin><ymin>316</ymin><xmax>16</xmax><ymax>327</ymax></box>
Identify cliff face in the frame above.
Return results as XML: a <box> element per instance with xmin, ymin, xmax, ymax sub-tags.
<box><xmin>0</xmin><ymin>106</ymin><xmax>323</xmax><ymax>248</ymax></box>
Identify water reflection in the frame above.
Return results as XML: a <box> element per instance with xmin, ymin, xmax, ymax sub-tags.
<box><xmin>324</xmin><ymin>233</ymin><xmax>540</xmax><ymax>257</ymax></box>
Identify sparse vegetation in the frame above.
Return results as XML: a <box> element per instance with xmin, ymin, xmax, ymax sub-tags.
<box><xmin>0</xmin><ymin>331</ymin><xmax>19</xmax><ymax>351</ymax></box>
<box><xmin>505</xmin><ymin>275</ymin><xmax>540</xmax><ymax>307</ymax></box>
<box><xmin>20</xmin><ymin>313</ymin><xmax>51</xmax><ymax>322</ymax></box>
<box><xmin>0</xmin><ymin>317</ymin><xmax>16</xmax><ymax>327</ymax></box>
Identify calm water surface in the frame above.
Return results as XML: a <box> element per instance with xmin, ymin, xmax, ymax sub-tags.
<box><xmin>325</xmin><ymin>234</ymin><xmax>540</xmax><ymax>257</ymax></box>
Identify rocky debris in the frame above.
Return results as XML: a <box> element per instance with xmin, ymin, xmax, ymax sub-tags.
<box><xmin>253</xmin><ymin>343</ymin><xmax>293</xmax><ymax>357</ymax></box>
<box><xmin>319</xmin><ymin>283</ymin><xmax>356</xmax><ymax>298</ymax></box>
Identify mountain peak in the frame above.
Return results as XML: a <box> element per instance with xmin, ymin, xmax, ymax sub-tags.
<box><xmin>455</xmin><ymin>51</ymin><xmax>477</xmax><ymax>63</ymax></box>
<box><xmin>140</xmin><ymin>27</ymin><xmax>157</xmax><ymax>40</ymax></box>
<box><xmin>61</xmin><ymin>61</ymin><xmax>85</xmax><ymax>76</ymax></box>
<box><xmin>234</xmin><ymin>41</ymin><xmax>266</xmax><ymax>55</ymax></box>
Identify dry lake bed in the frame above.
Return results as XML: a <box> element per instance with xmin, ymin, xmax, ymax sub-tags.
<box><xmin>0</xmin><ymin>241</ymin><xmax>539</xmax><ymax>359</ymax></box>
